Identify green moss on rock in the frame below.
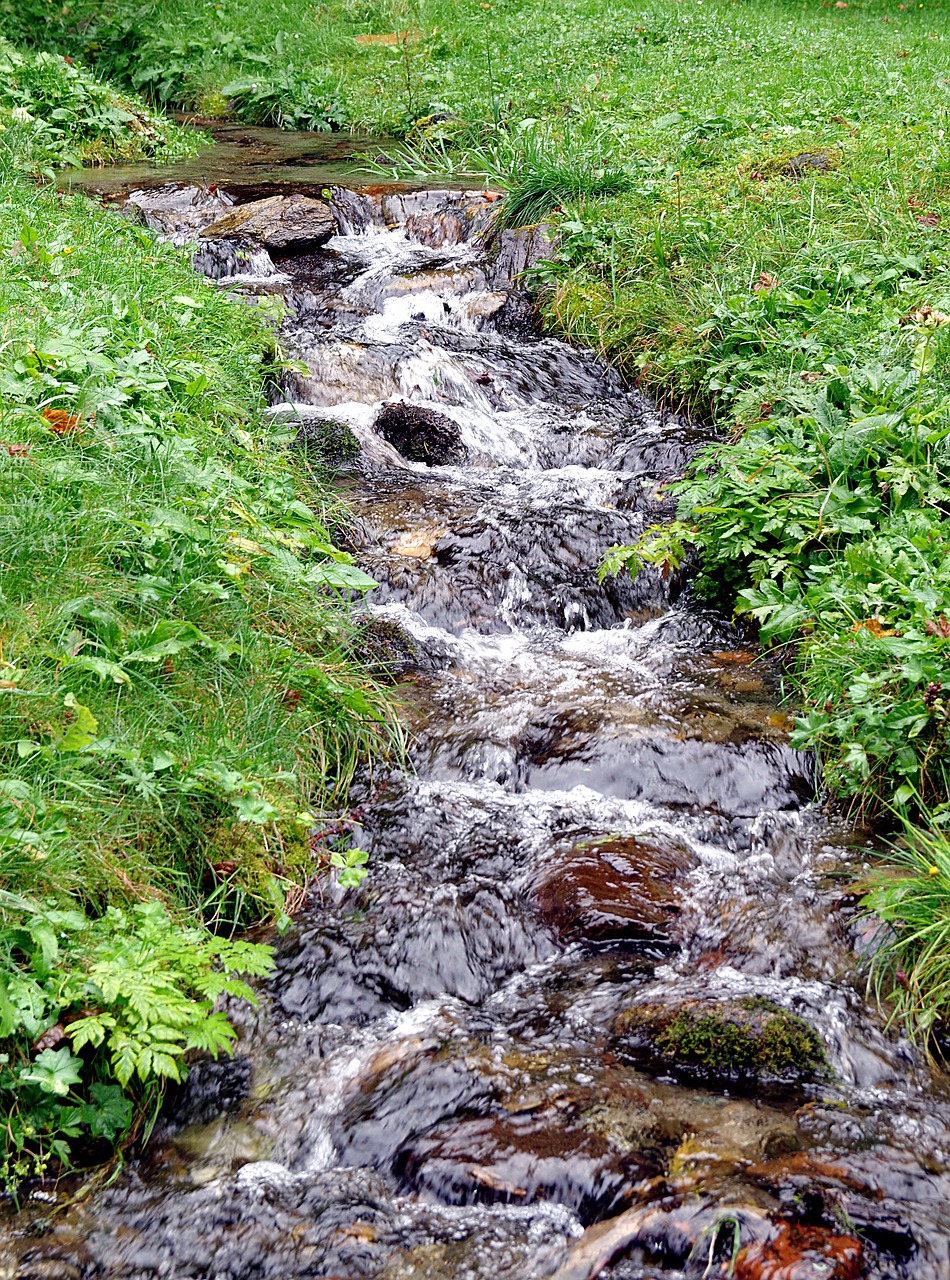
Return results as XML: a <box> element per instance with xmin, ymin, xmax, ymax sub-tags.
<box><xmin>293</xmin><ymin>418</ymin><xmax>361</xmax><ymax>469</ymax></box>
<box><xmin>614</xmin><ymin>997</ymin><xmax>825</xmax><ymax>1083</ymax></box>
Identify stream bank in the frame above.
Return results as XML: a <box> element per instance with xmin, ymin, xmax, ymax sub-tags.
<box><xmin>4</xmin><ymin>173</ymin><xmax>950</xmax><ymax>1280</ymax></box>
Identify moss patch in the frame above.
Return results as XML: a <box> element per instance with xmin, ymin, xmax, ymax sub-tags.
<box><xmin>615</xmin><ymin>998</ymin><xmax>825</xmax><ymax>1084</ymax></box>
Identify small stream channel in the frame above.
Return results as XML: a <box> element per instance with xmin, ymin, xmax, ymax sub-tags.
<box><xmin>8</xmin><ymin>140</ymin><xmax>950</xmax><ymax>1279</ymax></box>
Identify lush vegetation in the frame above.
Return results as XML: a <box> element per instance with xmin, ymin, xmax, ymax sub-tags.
<box><xmin>0</xmin><ymin>55</ymin><xmax>393</xmax><ymax>1187</ymax></box>
<box><xmin>3</xmin><ymin>0</ymin><xmax>950</xmax><ymax>1140</ymax></box>
<box><xmin>0</xmin><ymin>34</ymin><xmax>197</xmax><ymax>171</ymax></box>
<box><xmin>14</xmin><ymin>0</ymin><xmax>950</xmax><ymax>804</ymax></box>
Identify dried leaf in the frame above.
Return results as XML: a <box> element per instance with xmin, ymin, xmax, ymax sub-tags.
<box><xmin>925</xmin><ymin>615</ymin><xmax>950</xmax><ymax>638</ymax></box>
<box><xmin>354</xmin><ymin>29</ymin><xmax>421</xmax><ymax>44</ymax></box>
<box><xmin>42</xmin><ymin>408</ymin><xmax>92</xmax><ymax>436</ymax></box>
<box><xmin>851</xmin><ymin>617</ymin><xmax>899</xmax><ymax>638</ymax></box>
<box><xmin>33</xmin><ymin>1023</ymin><xmax>67</xmax><ymax>1053</ymax></box>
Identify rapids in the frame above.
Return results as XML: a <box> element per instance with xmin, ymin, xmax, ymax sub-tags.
<box><xmin>6</xmin><ymin>177</ymin><xmax>950</xmax><ymax>1280</ymax></box>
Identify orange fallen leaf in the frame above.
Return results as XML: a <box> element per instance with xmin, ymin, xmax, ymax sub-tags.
<box><xmin>753</xmin><ymin>271</ymin><xmax>778</xmax><ymax>291</ymax></box>
<box><xmin>851</xmin><ymin>617</ymin><xmax>899</xmax><ymax>638</ymax></box>
<box><xmin>42</xmin><ymin>407</ymin><xmax>91</xmax><ymax>435</ymax></box>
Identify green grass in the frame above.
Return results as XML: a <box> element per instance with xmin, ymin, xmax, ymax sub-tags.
<box><xmin>0</xmin><ymin>165</ymin><xmax>392</xmax><ymax>924</ymax></box>
<box><xmin>865</xmin><ymin>822</ymin><xmax>950</xmax><ymax>1053</ymax></box>
<box><xmin>0</xmin><ymin>119</ymin><xmax>395</xmax><ymax>1182</ymax></box>
<box><xmin>5</xmin><ymin>0</ymin><xmax>950</xmax><ymax>1126</ymax></box>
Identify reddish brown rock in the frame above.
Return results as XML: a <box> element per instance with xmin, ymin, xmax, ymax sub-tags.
<box><xmin>734</xmin><ymin>1222</ymin><xmax>863</xmax><ymax>1280</ymax></box>
<box><xmin>533</xmin><ymin>837</ymin><xmax>690</xmax><ymax>945</ymax></box>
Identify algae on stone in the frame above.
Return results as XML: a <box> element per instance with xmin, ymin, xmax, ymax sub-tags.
<box><xmin>614</xmin><ymin>997</ymin><xmax>825</xmax><ymax>1083</ymax></box>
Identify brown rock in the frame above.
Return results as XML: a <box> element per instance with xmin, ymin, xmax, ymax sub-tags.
<box><xmin>734</xmin><ymin>1222</ymin><xmax>863</xmax><ymax>1280</ymax></box>
<box><xmin>201</xmin><ymin>195</ymin><xmax>336</xmax><ymax>252</ymax></box>
<box><xmin>533</xmin><ymin>837</ymin><xmax>690</xmax><ymax>945</ymax></box>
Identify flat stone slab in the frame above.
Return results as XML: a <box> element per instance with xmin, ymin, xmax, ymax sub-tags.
<box><xmin>200</xmin><ymin>194</ymin><xmax>336</xmax><ymax>251</ymax></box>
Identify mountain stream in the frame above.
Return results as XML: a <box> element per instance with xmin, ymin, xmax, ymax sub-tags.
<box><xmin>6</xmin><ymin>164</ymin><xmax>950</xmax><ymax>1280</ymax></box>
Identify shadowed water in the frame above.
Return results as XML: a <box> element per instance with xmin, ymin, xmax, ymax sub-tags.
<box><xmin>5</xmin><ymin>179</ymin><xmax>950</xmax><ymax>1280</ymax></box>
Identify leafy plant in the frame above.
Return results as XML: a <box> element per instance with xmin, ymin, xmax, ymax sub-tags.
<box><xmin>0</xmin><ymin>891</ymin><xmax>272</xmax><ymax>1192</ymax></box>
<box><xmin>0</xmin><ymin>36</ymin><xmax>194</xmax><ymax>171</ymax></box>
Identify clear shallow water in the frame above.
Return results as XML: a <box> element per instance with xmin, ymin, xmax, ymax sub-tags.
<box><xmin>58</xmin><ymin>124</ymin><xmax>465</xmax><ymax>202</ymax></box>
<box><xmin>6</xmin><ymin>177</ymin><xmax>950</xmax><ymax>1280</ymax></box>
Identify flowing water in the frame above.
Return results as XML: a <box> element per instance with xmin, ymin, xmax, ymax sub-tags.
<box><xmin>6</xmin><ymin>176</ymin><xmax>950</xmax><ymax>1280</ymax></box>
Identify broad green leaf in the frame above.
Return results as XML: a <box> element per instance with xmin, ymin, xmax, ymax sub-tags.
<box><xmin>19</xmin><ymin>1046</ymin><xmax>83</xmax><ymax>1096</ymax></box>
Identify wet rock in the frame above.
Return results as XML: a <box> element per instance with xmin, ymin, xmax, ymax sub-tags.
<box><xmin>201</xmin><ymin>194</ymin><xmax>337</xmax><ymax>252</ymax></box>
<box><xmin>532</xmin><ymin>837</ymin><xmax>690</xmax><ymax>946</ymax></box>
<box><xmin>614</xmin><ymin>997</ymin><xmax>825</xmax><ymax>1085</ymax></box>
<box><xmin>390</xmin><ymin>526</ymin><xmax>446</xmax><ymax>559</ymax></box>
<box><xmin>549</xmin><ymin>1201</ymin><xmax>721</xmax><ymax>1280</ymax></box>
<box><xmin>374</xmin><ymin>401</ymin><xmax>467</xmax><ymax>466</ymax></box>
<box><xmin>393</xmin><ymin>1111</ymin><xmax>656</xmax><ymax>1222</ymax></box>
<box><xmin>169</xmin><ymin>1055</ymin><xmax>253</xmax><ymax>1128</ymax></box>
<box><xmin>733</xmin><ymin>1222</ymin><xmax>863</xmax><ymax>1280</ymax></box>
<box><xmin>524</xmin><ymin>731</ymin><xmax>815</xmax><ymax>818</ymax></box>
<box><xmin>126</xmin><ymin>183</ymin><xmax>233</xmax><ymax>239</ymax></box>
<box><xmin>13</xmin><ymin>1260</ymin><xmax>84</xmax><ymax>1280</ymax></box>
<box><xmin>292</xmin><ymin>416</ymin><xmax>361</xmax><ymax>468</ymax></box>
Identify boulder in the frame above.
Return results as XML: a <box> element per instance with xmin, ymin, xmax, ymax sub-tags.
<box><xmin>373</xmin><ymin>401</ymin><xmax>466</xmax><ymax>466</ymax></box>
<box><xmin>201</xmin><ymin>194</ymin><xmax>337</xmax><ymax>252</ymax></box>
<box><xmin>613</xmin><ymin>997</ymin><xmax>825</xmax><ymax>1085</ymax></box>
<box><xmin>532</xmin><ymin>837</ymin><xmax>690</xmax><ymax>946</ymax></box>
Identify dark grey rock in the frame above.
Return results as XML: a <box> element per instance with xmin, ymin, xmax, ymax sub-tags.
<box><xmin>374</xmin><ymin>401</ymin><xmax>466</xmax><ymax>466</ymax></box>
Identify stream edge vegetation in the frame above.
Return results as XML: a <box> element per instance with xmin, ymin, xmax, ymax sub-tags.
<box><xmin>0</xmin><ymin>51</ymin><xmax>395</xmax><ymax>1191</ymax></box>
<box><xmin>3</xmin><ymin>0</ymin><xmax>950</xmax><ymax>1185</ymax></box>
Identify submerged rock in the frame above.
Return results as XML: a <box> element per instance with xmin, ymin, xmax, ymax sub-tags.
<box><xmin>614</xmin><ymin>997</ymin><xmax>826</xmax><ymax>1085</ymax></box>
<box><xmin>532</xmin><ymin>836</ymin><xmax>690</xmax><ymax>946</ymax></box>
<box><xmin>733</xmin><ymin>1222</ymin><xmax>863</xmax><ymax>1280</ymax></box>
<box><xmin>374</xmin><ymin>401</ymin><xmax>467</xmax><ymax>466</ymax></box>
<box><xmin>393</xmin><ymin>1110</ymin><xmax>657</xmax><ymax>1222</ymax></box>
<box><xmin>201</xmin><ymin>194</ymin><xmax>337</xmax><ymax>252</ymax></box>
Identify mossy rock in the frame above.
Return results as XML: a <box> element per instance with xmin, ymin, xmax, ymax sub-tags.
<box><xmin>614</xmin><ymin>997</ymin><xmax>825</xmax><ymax>1085</ymax></box>
<box><xmin>357</xmin><ymin>612</ymin><xmax>419</xmax><ymax>678</ymax></box>
<box><xmin>293</xmin><ymin>418</ymin><xmax>361</xmax><ymax>469</ymax></box>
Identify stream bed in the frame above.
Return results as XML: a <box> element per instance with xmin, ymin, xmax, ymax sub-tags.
<box><xmin>6</xmin><ymin>171</ymin><xmax>950</xmax><ymax>1280</ymax></box>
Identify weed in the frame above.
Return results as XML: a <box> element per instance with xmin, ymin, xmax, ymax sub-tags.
<box><xmin>864</xmin><ymin>822</ymin><xmax>950</xmax><ymax>1052</ymax></box>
